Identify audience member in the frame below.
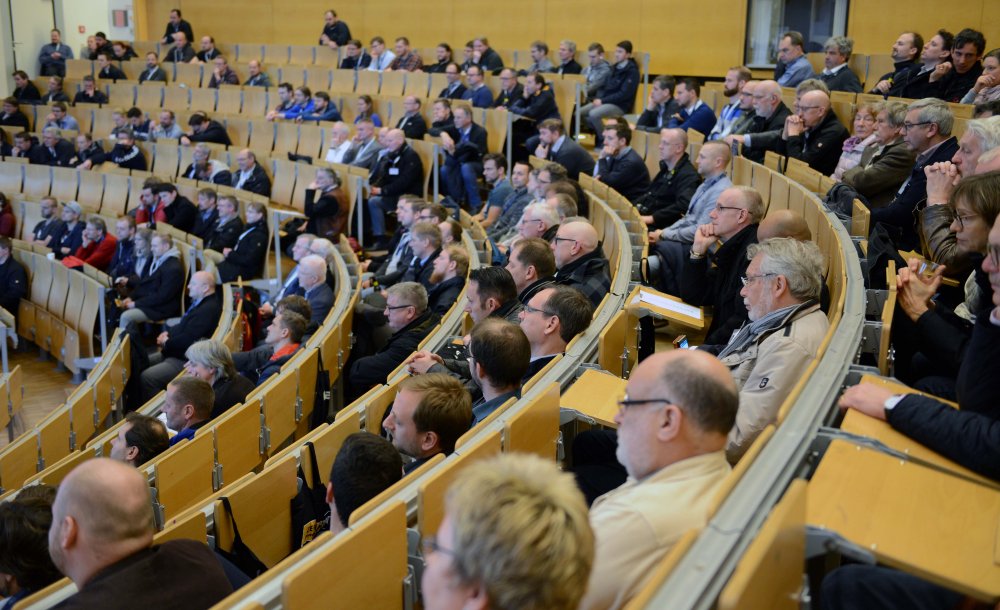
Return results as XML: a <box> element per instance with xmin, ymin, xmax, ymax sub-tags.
<box><xmin>10</xmin><ymin>70</ymin><xmax>39</xmax><ymax>103</ymax></box>
<box><xmin>778</xmin><ymin>89</ymin><xmax>850</xmax><ymax>175</ymax></box>
<box><xmin>40</xmin><ymin>76</ymin><xmax>70</xmax><ymax>103</ymax></box>
<box><xmin>666</xmin><ymin>78</ymin><xmax>717</xmax><ymax>137</ymax></box>
<box><xmin>108</xmin><ymin>129</ymin><xmax>147</xmax><ymax>171</ymax></box>
<box><xmin>931</xmin><ymin>28</ymin><xmax>986</xmax><ymax>102</ymax></box>
<box><xmin>160</xmin><ymin>8</ymin><xmax>194</xmax><ymax>45</ymax></box>
<box><xmin>534</xmin><ymin>118</ymin><xmax>595</xmax><ymax>180</ymax></box>
<box><xmin>383</xmin><ymin>373</ymin><xmax>471</xmax><ymax>474</ymax></box>
<box><xmin>72</xmin><ymin>216</ymin><xmax>118</xmax><ymax>271</ymax></box>
<box><xmin>150</xmin><ymin>109</ymin><xmax>183</xmax><ymax>140</ymax></box>
<box><xmin>871</xmin><ymin>98</ymin><xmax>958</xmax><ymax>251</ymax></box>
<box><xmin>323</xmin><ymin>122</ymin><xmax>354</xmax><ymax>162</ymax></box>
<box><xmin>556</xmin><ymin>39</ymin><xmax>583</xmax><ymax>75</ymax></box>
<box><xmin>118</xmin><ymin>232</ymin><xmax>184</xmax><ymax>327</ymax></box>
<box><xmin>831</xmin><ymin>104</ymin><xmax>878</xmax><ymax>180</ymax></box>
<box><xmin>708</xmin><ymin>67</ymin><xmax>753</xmax><ymax>140</ymax></box>
<box><xmin>326</xmin><ymin>432</ymin><xmax>402</xmax><ymax>535</ymax></box>
<box><xmin>95</xmin><ymin>52</ymin><xmax>126</xmax><ymax>80</ymax></box>
<box><xmin>343</xmin><ymin>118</ymin><xmax>383</xmax><ymax>170</ymax></box>
<box><xmin>960</xmin><ymin>48</ymin><xmax>1000</xmax><ymax>105</ymax></box>
<box><xmin>552</xmin><ymin>220</ymin><xmax>611</xmax><ymax>307</ymax></box>
<box><xmin>579</xmin><ymin>41</ymin><xmax>640</xmax><ymax>143</ymax></box>
<box><xmin>725</xmin><ymin>80</ymin><xmax>791</xmax><ymax>164</ymax></box>
<box><xmin>427</xmin><ymin>245</ymin><xmax>468</xmax><ymax>316</ymax></box>
<box><xmin>183</xmin><ymin>339</ymin><xmax>255</xmax><ymax>419</ymax></box>
<box><xmin>109</xmin><ymin>412</ymin><xmax>170</xmax><ymax>467</ymax></box>
<box><xmin>774</xmin><ymin>31</ymin><xmax>815</xmax><ymax>87</ymax></box>
<box><xmin>28</xmin><ymin>196</ymin><xmax>65</xmax><ymax>248</ymax></box>
<box><xmin>439</xmin><ymin>106</ymin><xmax>487</xmax><ymax>211</ymax></box>
<box><xmin>367</xmin><ymin>36</ymin><xmax>397</xmax><ymax>72</ymax></box>
<box><xmin>244</xmin><ymin>60</ymin><xmax>272</xmax><ymax>87</ymax></box>
<box><xmin>681</xmin><ymin>185</ymin><xmax>764</xmax><ymax>344</ymax></box>
<box><xmin>164</xmin><ymin>31</ymin><xmax>196</xmax><ymax>63</ymax></box>
<box><xmin>207</xmin><ymin>56</ymin><xmax>239</xmax><ymax>88</ymax></box>
<box><xmin>0</xmin><ymin>98</ymin><xmax>28</xmax><ymax>130</ymax></box>
<box><xmin>473</xmin><ymin>153</ymin><xmax>512</xmax><ymax>228</ymax></box>
<box><xmin>140</xmin><ymin>271</ymin><xmax>221</xmax><ymax>400</ymax></box>
<box><xmin>524</xmin><ymin>40</ymin><xmax>555</xmax><ymax>74</ymax></box>
<box><xmin>460</xmin><ymin>64</ymin><xmax>492</xmax><ymax>108</ymax></box>
<box><xmin>44</xmin><ymin>101</ymin><xmax>77</xmax><ymax>131</ymax></box>
<box><xmin>820</xmin><ymin>36</ymin><xmax>863</xmax><ymax>92</ymax></box>
<box><xmin>206</xmin><ymin>200</ymin><xmax>268</xmax><ymax>283</ymax></box>
<box><xmin>231</xmin><ymin>149</ymin><xmax>272</xmax><ymax>196</ymax></box>
<box><xmin>35</xmin><ymin>126</ymin><xmax>74</xmax><ymax>167</ymax></box>
<box><xmin>55</xmin><ymin>201</ymin><xmax>84</xmax><ymax>259</ymax></box>
<box><xmin>339</xmin><ymin>40</ymin><xmax>370</xmax><ymax>70</ymax></box>
<box><xmin>579</xmin><ymin>349</ymin><xmax>736</xmax><ymax>610</ymax></box>
<box><xmin>506</xmin><ymin>237</ymin><xmax>557</xmax><ymax>303</ymax></box>
<box><xmin>636</xmin><ymin>128</ymin><xmax>700</xmax><ymax>230</ymax></box>
<box><xmin>596</xmin><ymin>121</ymin><xmax>649</xmax><ymax>202</ymax></box>
<box><xmin>181</xmin><ymin>112</ymin><xmax>232</xmax><ymax>146</ymax></box>
<box><xmin>368</xmin><ymin>129</ymin><xmax>424</xmax><ymax>248</ymax></box>
<box><xmin>319</xmin><ymin>9</ymin><xmax>351</xmax><ymax>48</ymax></box>
<box><xmin>203</xmin><ymin>194</ymin><xmax>244</xmax><ymax>252</ymax></box>
<box><xmin>421</xmin><ymin>453</ymin><xmax>593</xmax><ymax>610</ymax></box>
<box><xmin>39</xmin><ymin>28</ymin><xmax>73</xmax><ymax>77</ymax></box>
<box><xmin>0</xmin><ymin>237</ymin><xmax>27</xmax><ymax>319</ymax></box>
<box><xmin>493</xmin><ymin>68</ymin><xmax>523</xmax><ymax>109</ymax></box>
<box><xmin>519</xmin><ymin>285</ymin><xmax>593</xmax><ymax>380</ymax></box>
<box><xmin>71</xmin><ymin>133</ymin><xmax>105</xmax><ymax>169</ymax></box>
<box><xmin>425</xmin><ymin>43</ymin><xmax>452</xmax><ymax>73</ymax></box>
<box><xmin>467</xmin><ymin>318</ymin><xmax>530</xmax><ymax>423</ymax></box>
<box><xmin>0</xmin><ymin>485</ymin><xmax>61</xmax><ymax>608</ymax></box>
<box><xmin>73</xmin><ymin>75</ymin><xmax>107</xmax><ymax>105</ymax></box>
<box><xmin>841</xmin><ymin>101</ymin><xmax>914</xmax><ymax>206</ymax></box>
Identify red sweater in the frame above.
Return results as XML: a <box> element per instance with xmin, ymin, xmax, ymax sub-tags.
<box><xmin>75</xmin><ymin>233</ymin><xmax>118</xmax><ymax>271</ymax></box>
<box><xmin>0</xmin><ymin>209</ymin><xmax>14</xmax><ymax>237</ymax></box>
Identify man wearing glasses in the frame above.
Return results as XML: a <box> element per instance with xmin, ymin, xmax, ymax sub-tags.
<box><xmin>777</xmin><ymin>89</ymin><xmax>849</xmax><ymax>175</ymax></box>
<box><xmin>346</xmin><ymin>282</ymin><xmax>439</xmax><ymax>401</ymax></box>
<box><xmin>518</xmin><ymin>285</ymin><xmax>593</xmax><ymax>382</ymax></box>
<box><xmin>579</xmin><ymin>348</ymin><xmax>737</xmax><ymax>610</ymax></box>
<box><xmin>680</xmin><ymin>185</ymin><xmax>764</xmax><ymax>345</ymax></box>
<box><xmin>872</xmin><ymin>98</ymin><xmax>959</xmax><ymax>251</ymax></box>
<box><xmin>552</xmin><ymin>220</ymin><xmax>611</xmax><ymax>307</ymax></box>
<box><xmin>724</xmin><ymin>80</ymin><xmax>791</xmax><ymax>164</ymax></box>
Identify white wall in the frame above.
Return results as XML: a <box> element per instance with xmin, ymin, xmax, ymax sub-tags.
<box><xmin>54</xmin><ymin>0</ymin><xmax>133</xmax><ymax>60</ymax></box>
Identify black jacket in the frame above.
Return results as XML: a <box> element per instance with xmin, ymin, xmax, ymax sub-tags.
<box><xmin>872</xmin><ymin>137</ymin><xmax>959</xmax><ymax>251</ymax></box>
<box><xmin>742</xmin><ymin>102</ymin><xmax>792</xmax><ymax>164</ymax></box>
<box><xmin>98</xmin><ymin>65</ymin><xmax>127</xmax><ymax>80</ymax></box>
<box><xmin>210</xmin><ymin>374</ymin><xmax>255</xmax><ymax>419</ymax></box>
<box><xmin>0</xmin><ymin>110</ymin><xmax>30</xmax><ymax>130</ymax></box>
<box><xmin>523</xmin><ymin>354</ymin><xmax>557</xmax><ymax>385</ymax></box>
<box><xmin>396</xmin><ymin>113</ymin><xmax>427</xmax><ymax>140</ymax></box>
<box><xmin>162</xmin><ymin>292</ymin><xmax>222</xmax><ymax>360</ymax></box>
<box><xmin>428</xmin><ymin>276</ymin><xmax>465</xmax><ymax>316</ymax></box>
<box><xmin>547</xmin><ymin>137</ymin><xmax>596</xmax><ymax>180</ymax></box>
<box><xmin>164</xmin><ymin>196</ymin><xmax>198</xmax><ymax>233</ymax></box>
<box><xmin>110</xmin><ymin>143</ymin><xmax>148</xmax><ymax>171</ymax></box>
<box><xmin>680</xmin><ymin>223</ymin><xmax>758</xmax><ymax>345</ymax></box>
<box><xmin>0</xmin><ymin>256</ymin><xmax>28</xmax><ymax>314</ymax></box>
<box><xmin>305</xmin><ymin>186</ymin><xmax>349</xmax><ymax>241</ymax></box>
<box><xmin>635</xmin><ymin>154</ymin><xmax>701</xmax><ymax>229</ymax></box>
<box><xmin>216</xmin><ymin>219</ymin><xmax>268</xmax><ymax>282</ymax></box>
<box><xmin>554</xmin><ymin>249</ymin><xmax>611</xmax><ymax>308</ymax></box>
<box><xmin>132</xmin><ymin>254</ymin><xmax>184</xmax><ymax>320</ymax></box>
<box><xmin>636</xmin><ymin>99</ymin><xmax>681</xmax><ymax>132</ymax></box>
<box><xmin>371</xmin><ymin>144</ymin><xmax>424</xmax><ymax>199</ymax></box>
<box><xmin>819</xmin><ymin>67</ymin><xmax>863</xmax><ymax>93</ymax></box>
<box><xmin>231</xmin><ymin>164</ymin><xmax>271</xmax><ymax>197</ymax></box>
<box><xmin>192</xmin><ymin>208</ymin><xmax>219</xmax><ymax>241</ymax></box>
<box><xmin>108</xmin><ymin>237</ymin><xmax>135</xmax><ymax>279</ymax></box>
<box><xmin>494</xmin><ymin>85</ymin><xmax>524</xmax><ymax>108</ymax></box>
<box><xmin>33</xmin><ymin>138</ymin><xmax>75</xmax><ymax>167</ymax></box>
<box><xmin>598</xmin><ymin>59</ymin><xmax>640</xmax><ymax>110</ymax></box>
<box><xmin>935</xmin><ymin>62</ymin><xmax>983</xmax><ymax>103</ymax></box>
<box><xmin>204</xmin><ymin>216</ymin><xmax>244</xmax><ymax>252</ymax></box>
<box><xmin>891</xmin><ymin>65</ymin><xmax>938</xmax><ymax>100</ymax></box>
<box><xmin>56</xmin><ymin>222</ymin><xmax>84</xmax><ymax>259</ymax></box>
<box><xmin>188</xmin><ymin>120</ymin><xmax>231</xmax><ymax>146</ymax></box>
<box><xmin>73</xmin><ymin>90</ymin><xmax>108</xmax><ymax>105</ymax></box>
<box><xmin>443</xmin><ymin>123</ymin><xmax>487</xmax><ymax>164</ymax></box>
<box><xmin>402</xmin><ymin>248</ymin><xmax>441</xmax><ymax>289</ymax></box>
<box><xmin>13</xmin><ymin>82</ymin><xmax>41</xmax><ymax>104</ymax></box>
<box><xmin>871</xmin><ymin>60</ymin><xmax>917</xmax><ymax>95</ymax></box>
<box><xmin>439</xmin><ymin>83</ymin><xmax>467</xmax><ymax>100</ymax></box>
<box><xmin>777</xmin><ymin>111</ymin><xmax>850</xmax><ymax>176</ymax></box>
<box><xmin>557</xmin><ymin>59</ymin><xmax>583</xmax><ymax>75</ymax></box>
<box><xmin>73</xmin><ymin>142</ymin><xmax>106</xmax><ymax>167</ymax></box>
<box><xmin>510</xmin><ymin>89</ymin><xmax>560</xmax><ymax>122</ymax></box>
<box><xmin>346</xmin><ymin>310</ymin><xmax>440</xmax><ymax>399</ymax></box>
<box><xmin>32</xmin><ymin>217</ymin><xmax>66</xmax><ymax>248</ymax></box>
<box><xmin>597</xmin><ymin>148</ymin><xmax>650</xmax><ymax>203</ymax></box>
<box><xmin>162</xmin><ymin>19</ymin><xmax>194</xmax><ymax>45</ymax></box>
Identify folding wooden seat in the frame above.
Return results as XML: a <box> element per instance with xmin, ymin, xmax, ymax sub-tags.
<box><xmin>304</xmin><ymin>66</ymin><xmax>331</xmax><ymax>92</ymax></box>
<box><xmin>269</xmin><ymin>158</ymin><xmax>297</xmax><ymax>207</ymax></box>
<box><xmin>248</xmin><ymin>119</ymin><xmax>275</xmax><ymax>155</ymax></box>
<box><xmin>189</xmin><ymin>87</ymin><xmax>217</xmax><ymax>113</ymax></box>
<box><xmin>100</xmin><ymin>172</ymin><xmax>130</xmax><ymax>215</ymax></box>
<box><xmin>355</xmin><ymin>71</ymin><xmax>379</xmax><ymax>96</ymax></box>
<box><xmin>216</xmin><ymin>87</ymin><xmax>242</xmax><ymax>114</ymax></box>
<box><xmin>273</xmin><ymin>121</ymin><xmax>299</xmax><ymax>156</ymax></box>
<box><xmin>0</xmin><ymin>432</ymin><xmax>40</xmax><ymax>492</ymax></box>
<box><xmin>278</xmin><ymin>65</ymin><xmax>306</xmax><ymax>87</ymax></box>
<box><xmin>0</xmin><ymin>164</ymin><xmax>21</xmax><ymax>194</ymax></box>
<box><xmin>289</xmin><ymin>45</ymin><xmax>315</xmax><ymax>66</ymax></box>
<box><xmin>65</xmin><ymin>59</ymin><xmax>94</xmax><ymax>79</ymax></box>
<box><xmin>379</xmin><ymin>71</ymin><xmax>406</xmax><ymax>97</ymax></box>
<box><xmin>503</xmin><ymin>381</ymin><xmax>560</xmax><ymax>458</ymax></box>
<box><xmin>36</xmin><ymin>407</ymin><xmax>73</xmax><ymax>470</ymax></box>
<box><xmin>151</xmin><ymin>142</ymin><xmax>180</xmax><ymax>178</ymax></box>
<box><xmin>418</xmin><ymin>429</ymin><xmax>501</xmax><ymax>537</ymax></box>
<box><xmin>329</xmin><ymin>69</ymin><xmax>356</xmax><ymax>94</ymax></box>
<box><xmin>106</xmin><ymin>83</ymin><xmax>136</xmax><ymax>107</ymax></box>
<box><xmin>173</xmin><ymin>63</ymin><xmax>203</xmax><ymax>88</ymax></box>
<box><xmin>151</xmin><ymin>431</ymin><xmax>216</xmax><ymax>521</ymax></box>
<box><xmin>136</xmin><ymin>83</ymin><xmax>164</xmax><ymax>109</ymax></box>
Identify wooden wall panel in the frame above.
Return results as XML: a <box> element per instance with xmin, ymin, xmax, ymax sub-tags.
<box><xmin>134</xmin><ymin>0</ymin><xmax>994</xmax><ymax>78</ymax></box>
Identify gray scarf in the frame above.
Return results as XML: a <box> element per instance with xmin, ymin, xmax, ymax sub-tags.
<box><xmin>718</xmin><ymin>300</ymin><xmax>817</xmax><ymax>359</ymax></box>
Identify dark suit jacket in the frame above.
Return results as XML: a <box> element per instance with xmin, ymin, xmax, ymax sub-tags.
<box><xmin>557</xmin><ymin>59</ymin><xmax>583</xmax><ymax>75</ymax></box>
<box><xmin>32</xmin><ymin>139</ymin><xmax>75</xmax><ymax>166</ymax></box>
<box><xmin>188</xmin><ymin>120</ymin><xmax>231</xmax><ymax>146</ymax></box>
<box><xmin>510</xmin><ymin>89</ymin><xmax>560</xmax><ymax>122</ymax></box>
<box><xmin>232</xmin><ymin>164</ymin><xmax>272</xmax><ymax>197</ymax></box>
<box><xmin>427</xmin><ymin>276</ymin><xmax>465</xmax><ymax>316</ymax></box>
<box><xmin>597</xmin><ymin>148</ymin><xmax>650</xmax><ymax>203</ymax></box>
<box><xmin>50</xmin><ymin>540</ymin><xmax>232</xmax><ymax>610</ymax></box>
<box><xmin>305</xmin><ymin>282</ymin><xmax>335</xmax><ymax>325</ymax></box>
<box><xmin>680</xmin><ymin>223</ymin><xmax>758</xmax><ymax>345</ymax></box>
<box><xmin>777</xmin><ymin>111</ymin><xmax>850</xmax><ymax>176</ymax></box>
<box><xmin>98</xmin><ymin>65</ymin><xmax>127</xmax><ymax>80</ymax></box>
<box><xmin>192</xmin><ymin>208</ymin><xmax>219</xmax><ymax>241</ymax></box>
<box><xmin>132</xmin><ymin>255</ymin><xmax>184</xmax><ymax>320</ymax></box>
<box><xmin>439</xmin><ymin>83</ymin><xmax>467</xmax><ymax>100</ymax></box>
<box><xmin>346</xmin><ymin>310</ymin><xmax>440</xmax><ymax>400</ymax></box>
<box><xmin>205</xmin><ymin>216</ymin><xmax>244</xmax><ymax>252</ymax></box>
<box><xmin>396</xmin><ymin>113</ymin><xmax>427</xmax><ymax>140</ymax></box>
<box><xmin>636</xmin><ymin>99</ymin><xmax>681</xmax><ymax>132</ymax></box>
<box><xmin>820</xmin><ymin>67</ymin><xmax>863</xmax><ymax>93</ymax></box>
<box><xmin>872</xmin><ymin>137</ymin><xmax>959</xmax><ymax>251</ymax></box>
<box><xmin>742</xmin><ymin>102</ymin><xmax>792</xmax><ymax>163</ymax></box>
<box><xmin>494</xmin><ymin>85</ymin><xmax>524</xmax><ymax>108</ymax></box>
<box><xmin>443</xmin><ymin>123</ymin><xmax>487</xmax><ymax>164</ymax></box>
<box><xmin>138</xmin><ymin>66</ymin><xmax>168</xmax><ymax>83</ymax></box>
<box><xmin>305</xmin><ymin>186</ymin><xmax>349</xmax><ymax>241</ymax></box>
<box><xmin>164</xmin><ymin>196</ymin><xmax>197</xmax><ymax>233</ymax></box>
<box><xmin>216</xmin><ymin>219</ymin><xmax>268</xmax><ymax>282</ymax></box>
<box><xmin>371</xmin><ymin>144</ymin><xmax>424</xmax><ymax>199</ymax></box>
<box><xmin>523</xmin><ymin>354</ymin><xmax>557</xmax><ymax>384</ymax></box>
<box><xmin>402</xmin><ymin>248</ymin><xmax>440</xmax><ymax>289</ymax></box>
<box><xmin>549</xmin><ymin>137</ymin><xmax>596</xmax><ymax>180</ymax></box>
<box><xmin>108</xmin><ymin>238</ymin><xmax>135</xmax><ymax>280</ymax></box>
<box><xmin>162</xmin><ymin>292</ymin><xmax>222</xmax><ymax>359</ymax></box>
<box><xmin>211</xmin><ymin>374</ymin><xmax>255</xmax><ymax>419</ymax></box>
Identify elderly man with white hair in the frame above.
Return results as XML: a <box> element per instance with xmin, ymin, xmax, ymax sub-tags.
<box><xmin>298</xmin><ymin>254</ymin><xmax>335</xmax><ymax>325</ymax></box>
<box><xmin>324</xmin><ymin>122</ymin><xmax>354</xmax><ymax>163</ymax></box>
<box><xmin>181</xmin><ymin>143</ymin><xmax>231</xmax><ymax>185</ymax></box>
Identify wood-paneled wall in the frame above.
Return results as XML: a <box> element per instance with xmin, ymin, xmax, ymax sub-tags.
<box><xmin>138</xmin><ymin>0</ymin><xmax>746</xmax><ymax>75</ymax></box>
<box><xmin>139</xmin><ymin>0</ymin><xmax>996</xmax><ymax>77</ymax></box>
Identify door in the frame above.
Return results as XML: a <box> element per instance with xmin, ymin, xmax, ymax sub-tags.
<box><xmin>8</xmin><ymin>0</ymin><xmax>56</xmax><ymax>74</ymax></box>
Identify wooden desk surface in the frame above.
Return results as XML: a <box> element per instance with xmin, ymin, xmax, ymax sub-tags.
<box><xmin>626</xmin><ymin>285</ymin><xmax>706</xmax><ymax>331</ymax></box>
<box><xmin>560</xmin><ymin>369</ymin><xmax>626</xmax><ymax>428</ymax></box>
<box><xmin>840</xmin><ymin>410</ymin><xmax>995</xmax><ymax>488</ymax></box>
<box><xmin>807</xmin><ymin>440</ymin><xmax>1000</xmax><ymax>601</ymax></box>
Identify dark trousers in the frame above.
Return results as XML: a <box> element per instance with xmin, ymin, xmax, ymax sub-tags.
<box><xmin>570</xmin><ymin>429</ymin><xmax>627</xmax><ymax>506</ymax></box>
<box><xmin>820</xmin><ymin>565</ymin><xmax>964</xmax><ymax>610</ymax></box>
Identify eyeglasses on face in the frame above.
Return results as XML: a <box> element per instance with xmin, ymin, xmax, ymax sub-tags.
<box><xmin>522</xmin><ymin>303</ymin><xmax>556</xmax><ymax>317</ymax></box>
<box><xmin>384</xmin><ymin>304</ymin><xmax>413</xmax><ymax>312</ymax></box>
<box><xmin>902</xmin><ymin>121</ymin><xmax>933</xmax><ymax>131</ymax></box>
<box><xmin>740</xmin><ymin>273</ymin><xmax>777</xmax><ymax>286</ymax></box>
<box><xmin>421</xmin><ymin>535</ymin><xmax>455</xmax><ymax>557</ymax></box>
<box><xmin>552</xmin><ymin>236</ymin><xmax>577</xmax><ymax>246</ymax></box>
<box><xmin>616</xmin><ymin>396</ymin><xmax>676</xmax><ymax>411</ymax></box>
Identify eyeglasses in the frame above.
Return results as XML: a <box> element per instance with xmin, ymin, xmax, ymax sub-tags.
<box><xmin>714</xmin><ymin>204</ymin><xmax>744</xmax><ymax>213</ymax></box>
<box><xmin>952</xmin><ymin>213</ymin><xmax>978</xmax><ymax>229</ymax></box>
<box><xmin>552</xmin><ymin>236</ymin><xmax>577</xmax><ymax>245</ymax></box>
<box><xmin>902</xmin><ymin>121</ymin><xmax>933</xmax><ymax>131</ymax></box>
<box><xmin>519</xmin><ymin>218</ymin><xmax>543</xmax><ymax>225</ymax></box>
<box><xmin>384</xmin><ymin>304</ymin><xmax>413</xmax><ymax>312</ymax></box>
<box><xmin>522</xmin><ymin>303</ymin><xmax>556</xmax><ymax>317</ymax></box>
<box><xmin>794</xmin><ymin>104</ymin><xmax>822</xmax><ymax>112</ymax></box>
<box><xmin>988</xmin><ymin>245</ymin><xmax>1000</xmax><ymax>270</ymax></box>
<box><xmin>617</xmin><ymin>396</ymin><xmax>676</xmax><ymax>410</ymax></box>
<box><xmin>421</xmin><ymin>535</ymin><xmax>455</xmax><ymax>557</ymax></box>
<box><xmin>741</xmin><ymin>273</ymin><xmax>777</xmax><ymax>286</ymax></box>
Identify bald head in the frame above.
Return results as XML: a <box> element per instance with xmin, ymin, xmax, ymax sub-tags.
<box><xmin>298</xmin><ymin>254</ymin><xmax>327</xmax><ymax>290</ymax></box>
<box><xmin>50</xmin><ymin>458</ymin><xmax>155</xmax><ymax>585</ymax></box>
<box><xmin>387</xmin><ymin>128</ymin><xmax>406</xmax><ymax>150</ymax></box>
<box><xmin>754</xmin><ymin>80</ymin><xmax>782</xmax><ymax>118</ymax></box>
<box><xmin>757</xmin><ymin>210</ymin><xmax>812</xmax><ymax>241</ymax></box>
<box><xmin>563</xmin><ymin>221</ymin><xmax>598</xmax><ymax>250</ymax></box>
<box><xmin>798</xmin><ymin>90</ymin><xmax>831</xmax><ymax>128</ymax></box>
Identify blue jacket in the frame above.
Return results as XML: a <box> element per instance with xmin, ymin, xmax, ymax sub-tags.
<box><xmin>300</xmin><ymin>104</ymin><xmax>342</xmax><ymax>122</ymax></box>
<box><xmin>280</xmin><ymin>99</ymin><xmax>316</xmax><ymax>121</ymax></box>
<box><xmin>461</xmin><ymin>85</ymin><xmax>493</xmax><ymax>109</ymax></box>
<box><xmin>667</xmin><ymin>102</ymin><xmax>717</xmax><ymax>137</ymax></box>
<box><xmin>598</xmin><ymin>59</ymin><xmax>640</xmax><ymax>110</ymax></box>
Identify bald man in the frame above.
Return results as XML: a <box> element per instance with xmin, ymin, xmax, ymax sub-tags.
<box><xmin>140</xmin><ymin>271</ymin><xmax>222</xmax><ymax>400</ymax></box>
<box><xmin>367</xmin><ymin>128</ymin><xmax>424</xmax><ymax>248</ymax></box>
<box><xmin>635</xmin><ymin>128</ymin><xmax>701</xmax><ymax>230</ymax></box>
<box><xmin>551</xmin><ymin>220</ymin><xmax>611</xmax><ymax>307</ymax></box>
<box><xmin>724</xmin><ymin>80</ymin><xmax>791</xmax><ymax>164</ymax></box>
<box><xmin>48</xmin><ymin>459</ymin><xmax>232</xmax><ymax>608</ymax></box>
<box><xmin>777</xmin><ymin>89</ymin><xmax>849</xmax><ymax>175</ymax></box>
<box><xmin>579</xmin><ymin>349</ymin><xmax>737</xmax><ymax>610</ymax></box>
<box><xmin>757</xmin><ymin>209</ymin><xmax>812</xmax><ymax>241</ymax></box>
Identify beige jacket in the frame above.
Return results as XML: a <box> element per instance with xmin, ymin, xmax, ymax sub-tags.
<box><xmin>723</xmin><ymin>303</ymin><xmax>829</xmax><ymax>462</ymax></box>
<box><xmin>581</xmin><ymin>451</ymin><xmax>731</xmax><ymax>610</ymax></box>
